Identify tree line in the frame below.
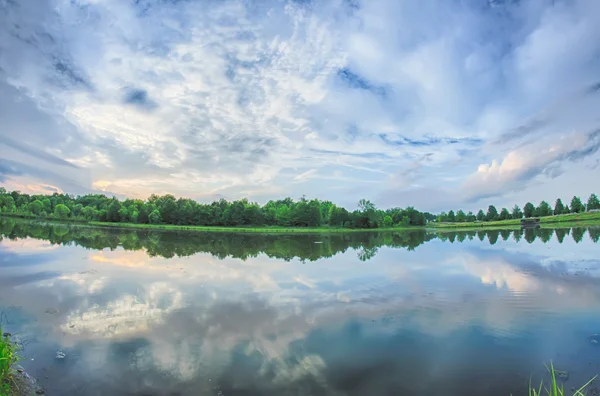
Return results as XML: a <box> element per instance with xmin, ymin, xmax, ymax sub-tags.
<box><xmin>436</xmin><ymin>194</ymin><xmax>600</xmax><ymax>223</ymax></box>
<box><xmin>1</xmin><ymin>219</ymin><xmax>596</xmax><ymax>262</ymax></box>
<box><xmin>0</xmin><ymin>188</ymin><xmax>433</xmax><ymax>229</ymax></box>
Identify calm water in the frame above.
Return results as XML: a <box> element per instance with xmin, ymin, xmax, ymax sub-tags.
<box><xmin>1</xmin><ymin>219</ymin><xmax>600</xmax><ymax>396</ymax></box>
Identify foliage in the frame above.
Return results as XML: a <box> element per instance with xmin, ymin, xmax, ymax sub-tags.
<box><xmin>486</xmin><ymin>205</ymin><xmax>499</xmax><ymax>221</ymax></box>
<box><xmin>0</xmin><ymin>189</ymin><xmax>429</xmax><ymax>230</ymax></box>
<box><xmin>524</xmin><ymin>202</ymin><xmax>535</xmax><ymax>218</ymax></box>
<box><xmin>553</xmin><ymin>199</ymin><xmax>564</xmax><ymax>216</ymax></box>
<box><xmin>512</xmin><ymin>205</ymin><xmax>523</xmax><ymax>219</ymax></box>
<box><xmin>535</xmin><ymin>201</ymin><xmax>552</xmax><ymax>217</ymax></box>
<box><xmin>570</xmin><ymin>196</ymin><xmax>585</xmax><ymax>213</ymax></box>
<box><xmin>54</xmin><ymin>203</ymin><xmax>71</xmax><ymax>218</ymax></box>
<box><xmin>587</xmin><ymin>193</ymin><xmax>600</xmax><ymax>211</ymax></box>
<box><xmin>524</xmin><ymin>362</ymin><xmax>597</xmax><ymax>396</ymax></box>
<box><xmin>435</xmin><ymin>193</ymin><xmax>599</xmax><ymax>225</ymax></box>
<box><xmin>1</xmin><ymin>329</ymin><xmax>19</xmax><ymax>395</ymax></box>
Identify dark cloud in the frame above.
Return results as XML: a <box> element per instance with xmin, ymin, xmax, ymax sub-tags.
<box><xmin>53</xmin><ymin>59</ymin><xmax>93</xmax><ymax>90</ymax></box>
<box><xmin>337</xmin><ymin>68</ymin><xmax>387</xmax><ymax>97</ymax></box>
<box><xmin>123</xmin><ymin>88</ymin><xmax>158</xmax><ymax>110</ymax></box>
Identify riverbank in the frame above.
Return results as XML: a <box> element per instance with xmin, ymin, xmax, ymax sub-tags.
<box><xmin>87</xmin><ymin>221</ymin><xmax>418</xmax><ymax>233</ymax></box>
<box><xmin>1</xmin><ymin>331</ymin><xmax>38</xmax><ymax>396</ymax></box>
<box><xmin>2</xmin><ymin>211</ymin><xmax>599</xmax><ymax>234</ymax></box>
<box><xmin>432</xmin><ymin>211</ymin><xmax>600</xmax><ymax>229</ymax></box>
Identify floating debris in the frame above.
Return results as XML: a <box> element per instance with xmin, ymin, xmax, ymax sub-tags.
<box><xmin>555</xmin><ymin>370</ymin><xmax>569</xmax><ymax>380</ymax></box>
<box><xmin>590</xmin><ymin>334</ymin><xmax>600</xmax><ymax>344</ymax></box>
<box><xmin>44</xmin><ymin>308</ymin><xmax>59</xmax><ymax>315</ymax></box>
<box><xmin>56</xmin><ymin>350</ymin><xmax>66</xmax><ymax>359</ymax></box>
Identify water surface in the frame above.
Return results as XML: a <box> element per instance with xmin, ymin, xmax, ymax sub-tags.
<box><xmin>1</xmin><ymin>219</ymin><xmax>599</xmax><ymax>395</ymax></box>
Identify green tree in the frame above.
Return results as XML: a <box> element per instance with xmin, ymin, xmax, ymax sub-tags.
<box><xmin>486</xmin><ymin>205</ymin><xmax>498</xmax><ymax>221</ymax></box>
<box><xmin>54</xmin><ymin>204</ymin><xmax>71</xmax><ymax>218</ymax></box>
<box><xmin>553</xmin><ymin>198</ymin><xmax>564</xmax><ymax>215</ymax></box>
<box><xmin>29</xmin><ymin>199</ymin><xmax>44</xmax><ymax>215</ymax></box>
<box><xmin>466</xmin><ymin>211</ymin><xmax>476</xmax><ymax>222</ymax></box>
<box><xmin>570</xmin><ymin>196</ymin><xmax>585</xmax><ymax>213</ymax></box>
<box><xmin>107</xmin><ymin>200</ymin><xmax>122</xmax><ymax>222</ymax></box>
<box><xmin>148</xmin><ymin>209</ymin><xmax>162</xmax><ymax>224</ymax></box>
<box><xmin>437</xmin><ymin>212</ymin><xmax>447</xmax><ymax>222</ymax></box>
<box><xmin>562</xmin><ymin>205</ymin><xmax>570</xmax><ymax>214</ymax></box>
<box><xmin>511</xmin><ymin>205</ymin><xmax>523</xmax><ymax>219</ymax></box>
<box><xmin>587</xmin><ymin>193</ymin><xmax>600</xmax><ymax>210</ymax></box>
<box><xmin>476</xmin><ymin>210</ymin><xmax>485</xmax><ymax>221</ymax></box>
<box><xmin>535</xmin><ymin>201</ymin><xmax>552</xmax><ymax>217</ymax></box>
<box><xmin>275</xmin><ymin>205</ymin><xmax>292</xmax><ymax>226</ymax></box>
<box><xmin>456</xmin><ymin>210</ymin><xmax>466</xmax><ymax>222</ymax></box>
<box><xmin>383</xmin><ymin>215</ymin><xmax>393</xmax><ymax>228</ymax></box>
<box><xmin>447</xmin><ymin>210</ymin><xmax>456</xmax><ymax>222</ymax></box>
<box><xmin>523</xmin><ymin>202</ymin><xmax>535</xmax><ymax>218</ymax></box>
<box><xmin>498</xmin><ymin>208</ymin><xmax>510</xmax><ymax>220</ymax></box>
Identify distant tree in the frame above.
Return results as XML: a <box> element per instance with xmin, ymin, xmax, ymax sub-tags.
<box><xmin>149</xmin><ymin>209</ymin><xmax>162</xmax><ymax>224</ymax></box>
<box><xmin>523</xmin><ymin>202</ymin><xmax>535</xmax><ymax>218</ymax></box>
<box><xmin>570</xmin><ymin>196</ymin><xmax>585</xmax><ymax>213</ymax></box>
<box><xmin>437</xmin><ymin>212</ymin><xmax>448</xmax><ymax>222</ymax></box>
<box><xmin>29</xmin><ymin>200</ymin><xmax>44</xmax><ymax>215</ymax></box>
<box><xmin>499</xmin><ymin>208</ymin><xmax>510</xmax><ymax>220</ymax></box>
<box><xmin>466</xmin><ymin>211</ymin><xmax>476</xmax><ymax>222</ymax></box>
<box><xmin>54</xmin><ymin>204</ymin><xmax>70</xmax><ymax>218</ymax></box>
<box><xmin>511</xmin><ymin>205</ymin><xmax>523</xmax><ymax>219</ymax></box>
<box><xmin>553</xmin><ymin>199</ymin><xmax>565</xmax><ymax>215</ymax></box>
<box><xmin>447</xmin><ymin>210</ymin><xmax>456</xmax><ymax>222</ymax></box>
<box><xmin>486</xmin><ymin>205</ymin><xmax>498</xmax><ymax>221</ymax></box>
<box><xmin>107</xmin><ymin>200</ymin><xmax>122</xmax><ymax>222</ymax></box>
<box><xmin>357</xmin><ymin>199</ymin><xmax>375</xmax><ymax>212</ymax></box>
<box><xmin>456</xmin><ymin>210</ymin><xmax>466</xmax><ymax>222</ymax></box>
<box><xmin>383</xmin><ymin>215</ymin><xmax>393</xmax><ymax>228</ymax></box>
<box><xmin>562</xmin><ymin>205</ymin><xmax>570</xmax><ymax>214</ymax></box>
<box><xmin>587</xmin><ymin>193</ymin><xmax>600</xmax><ymax>211</ymax></box>
<box><xmin>275</xmin><ymin>205</ymin><xmax>292</xmax><ymax>226</ymax></box>
<box><xmin>476</xmin><ymin>210</ymin><xmax>485</xmax><ymax>221</ymax></box>
<box><xmin>535</xmin><ymin>201</ymin><xmax>552</xmax><ymax>217</ymax></box>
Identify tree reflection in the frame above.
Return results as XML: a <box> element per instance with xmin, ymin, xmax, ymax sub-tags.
<box><xmin>1</xmin><ymin>219</ymin><xmax>597</xmax><ymax>262</ymax></box>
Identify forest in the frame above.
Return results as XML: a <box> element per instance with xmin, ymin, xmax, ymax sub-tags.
<box><xmin>436</xmin><ymin>194</ymin><xmax>600</xmax><ymax>223</ymax></box>
<box><xmin>0</xmin><ymin>188</ymin><xmax>433</xmax><ymax>229</ymax></box>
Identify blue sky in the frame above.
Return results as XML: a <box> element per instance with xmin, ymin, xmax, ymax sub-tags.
<box><xmin>1</xmin><ymin>0</ymin><xmax>599</xmax><ymax>212</ymax></box>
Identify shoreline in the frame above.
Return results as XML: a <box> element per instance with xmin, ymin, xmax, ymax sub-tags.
<box><xmin>1</xmin><ymin>212</ymin><xmax>599</xmax><ymax>234</ymax></box>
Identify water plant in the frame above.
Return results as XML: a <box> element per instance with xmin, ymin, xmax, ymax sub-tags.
<box><xmin>0</xmin><ymin>329</ymin><xmax>20</xmax><ymax>396</ymax></box>
<box><xmin>524</xmin><ymin>362</ymin><xmax>597</xmax><ymax>396</ymax></box>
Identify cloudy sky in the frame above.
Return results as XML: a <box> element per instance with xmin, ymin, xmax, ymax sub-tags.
<box><xmin>1</xmin><ymin>0</ymin><xmax>599</xmax><ymax>211</ymax></box>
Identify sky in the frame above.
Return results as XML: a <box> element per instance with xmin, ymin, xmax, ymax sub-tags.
<box><xmin>1</xmin><ymin>0</ymin><xmax>599</xmax><ymax>212</ymax></box>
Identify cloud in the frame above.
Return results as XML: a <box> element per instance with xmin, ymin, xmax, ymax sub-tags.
<box><xmin>1</xmin><ymin>0</ymin><xmax>599</xmax><ymax>209</ymax></box>
<box><xmin>462</xmin><ymin>129</ymin><xmax>600</xmax><ymax>202</ymax></box>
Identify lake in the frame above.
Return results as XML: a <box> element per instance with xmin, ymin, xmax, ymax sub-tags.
<box><xmin>1</xmin><ymin>218</ymin><xmax>599</xmax><ymax>395</ymax></box>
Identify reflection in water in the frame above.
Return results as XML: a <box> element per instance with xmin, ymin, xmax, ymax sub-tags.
<box><xmin>0</xmin><ymin>219</ymin><xmax>598</xmax><ymax>262</ymax></box>
<box><xmin>0</xmin><ymin>218</ymin><xmax>599</xmax><ymax>395</ymax></box>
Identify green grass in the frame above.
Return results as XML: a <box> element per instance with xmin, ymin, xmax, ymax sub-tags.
<box><xmin>522</xmin><ymin>363</ymin><xmax>597</xmax><ymax>396</ymax></box>
<box><xmin>87</xmin><ymin>221</ymin><xmax>421</xmax><ymax>234</ymax></box>
<box><xmin>433</xmin><ymin>211</ymin><xmax>600</xmax><ymax>229</ymax></box>
<box><xmin>0</xmin><ymin>329</ymin><xmax>19</xmax><ymax>396</ymax></box>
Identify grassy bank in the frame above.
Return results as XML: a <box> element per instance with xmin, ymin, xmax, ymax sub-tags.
<box><xmin>0</xmin><ymin>330</ymin><xmax>19</xmax><ymax>396</ymax></box>
<box><xmin>432</xmin><ymin>211</ymin><xmax>600</xmax><ymax>229</ymax></box>
<box><xmin>87</xmin><ymin>221</ymin><xmax>420</xmax><ymax>234</ymax></box>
